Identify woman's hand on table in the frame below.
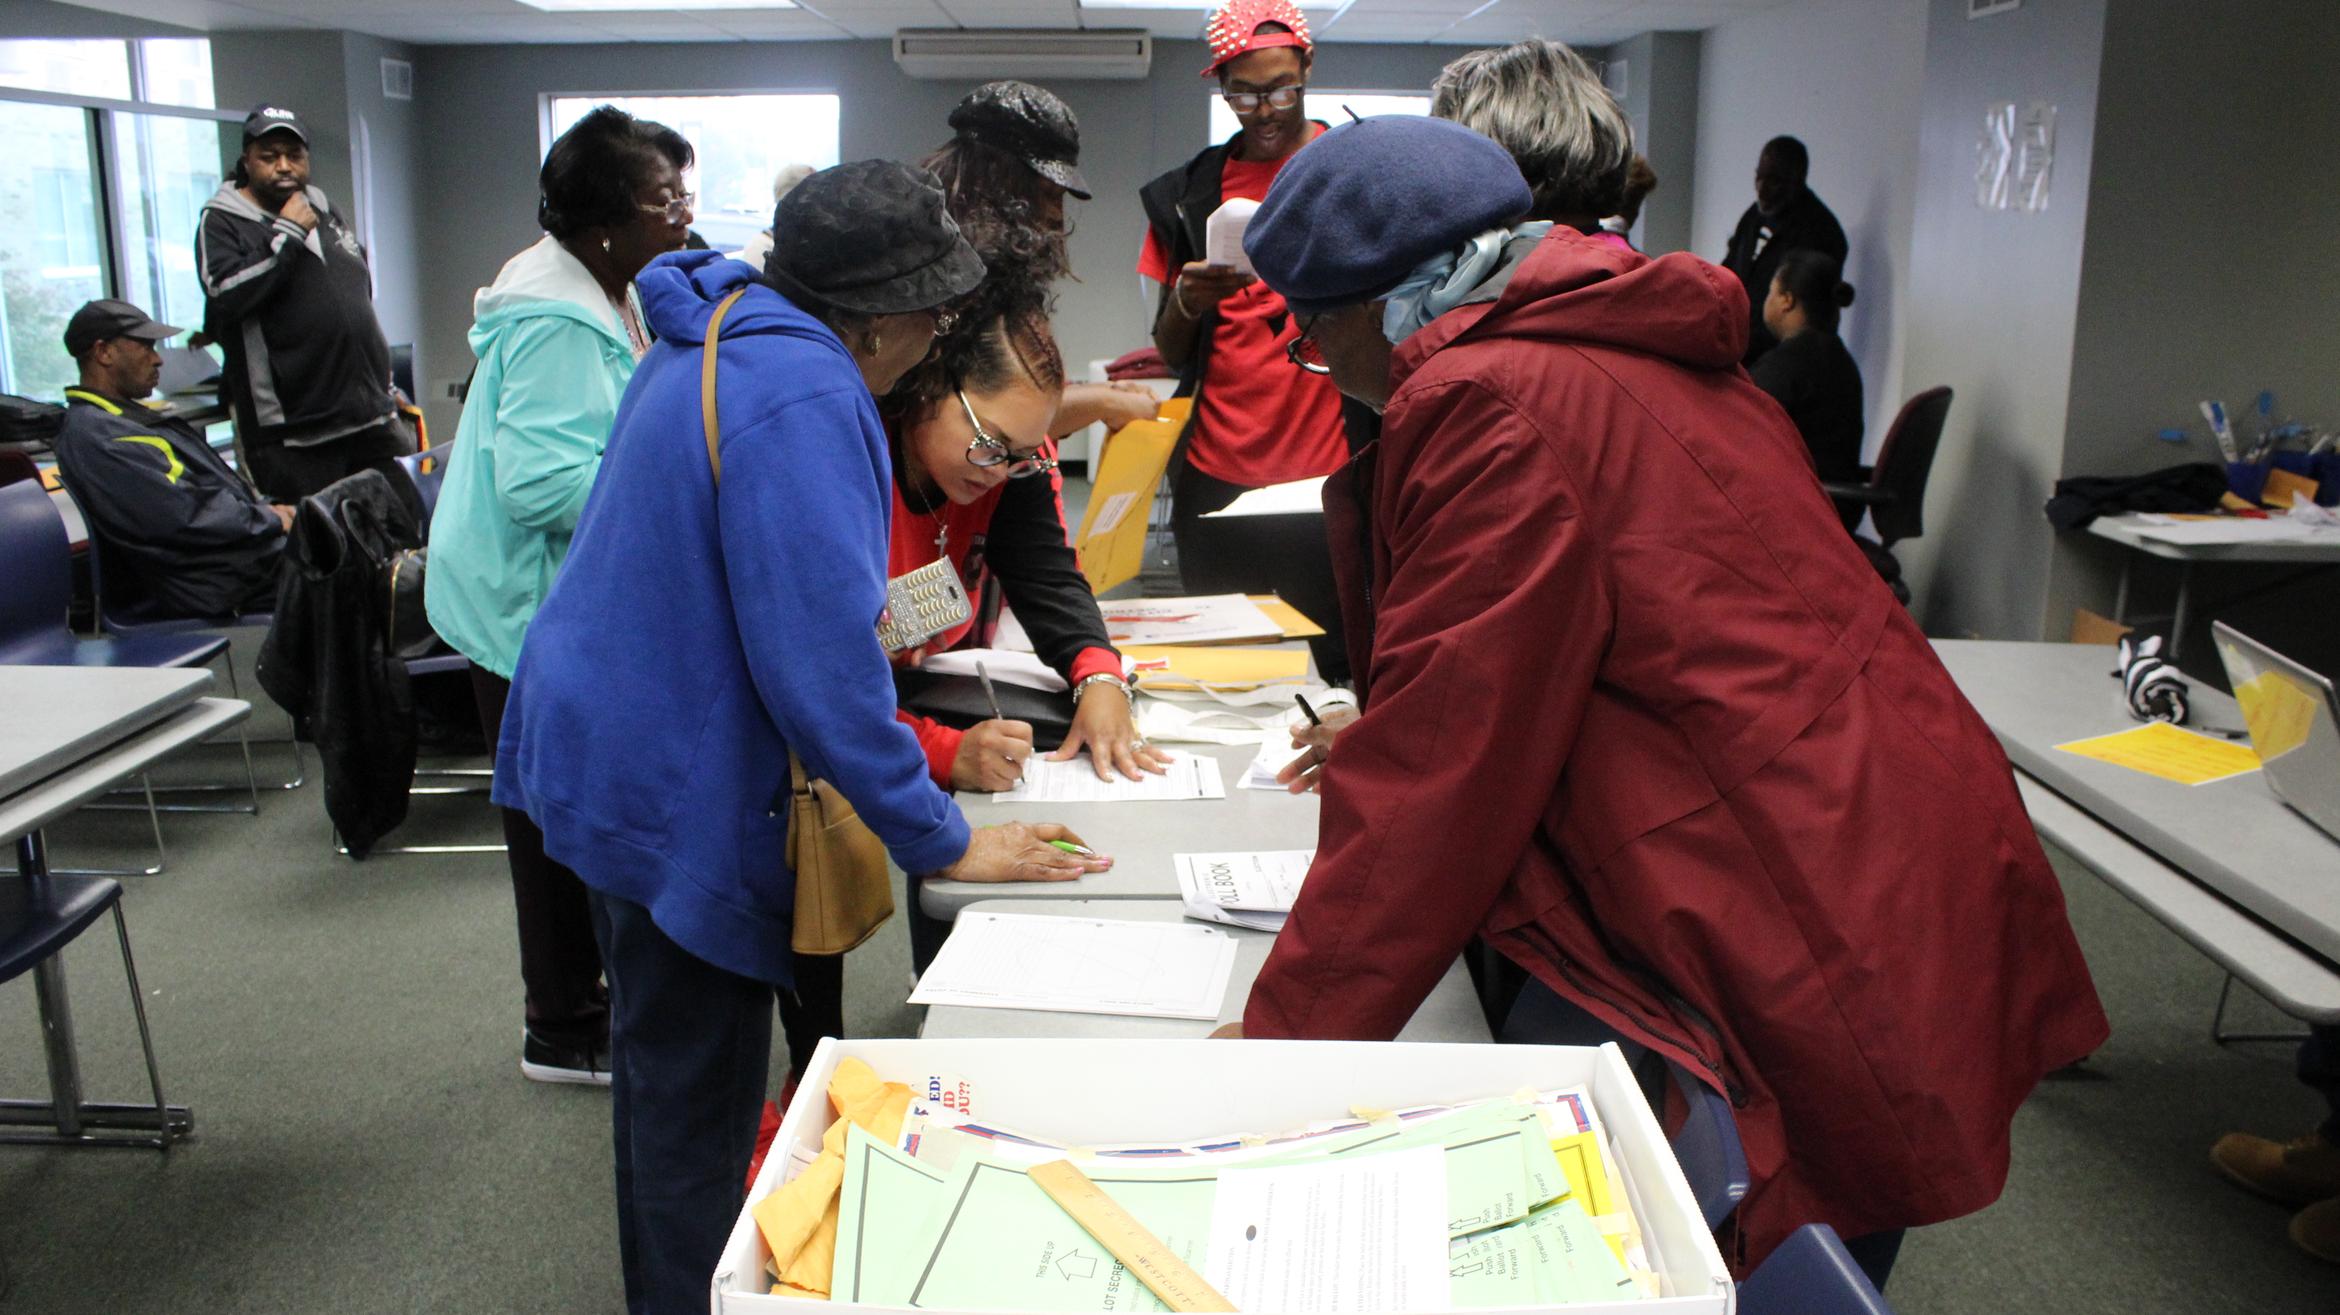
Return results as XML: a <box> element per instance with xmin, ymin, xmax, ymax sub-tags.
<box><xmin>951</xmin><ymin>718</ymin><xmax>1034</xmax><ymax>793</ymax></box>
<box><xmin>1276</xmin><ymin>704</ymin><xmax>1359</xmax><ymax>795</ymax></box>
<box><xmin>1052</xmin><ymin>683</ymin><xmax>1173</xmax><ymax>782</ymax></box>
<box><xmin>935</xmin><ymin>822</ymin><xmax>1112</xmax><ymax>884</ymax></box>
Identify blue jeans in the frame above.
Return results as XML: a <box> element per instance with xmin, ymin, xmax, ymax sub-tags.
<box><xmin>588</xmin><ymin>893</ymin><xmax>836</xmax><ymax>1315</ymax></box>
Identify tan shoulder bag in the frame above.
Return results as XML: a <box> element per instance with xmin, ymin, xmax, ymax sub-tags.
<box><xmin>700</xmin><ymin>288</ymin><xmax>896</xmax><ymax>955</ymax></box>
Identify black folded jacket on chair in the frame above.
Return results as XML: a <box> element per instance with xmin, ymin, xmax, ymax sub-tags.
<box><xmin>893</xmin><ymin>669</ymin><xmax>1075</xmax><ymax>752</ymax></box>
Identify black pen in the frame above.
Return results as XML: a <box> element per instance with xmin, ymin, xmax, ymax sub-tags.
<box><xmin>1294</xmin><ymin>692</ymin><xmax>1321</xmax><ymax>726</ymax></box>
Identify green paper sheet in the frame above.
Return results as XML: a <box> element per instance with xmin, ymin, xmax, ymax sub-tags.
<box><xmin>1282</xmin><ymin>1103</ymin><xmax>1568</xmax><ymax>1236</ymax></box>
<box><xmin>1449</xmin><ymin>1199</ymin><xmax>1644</xmax><ymax>1306</ymax></box>
<box><xmin>834</xmin><ymin>1124</ymin><xmax>951</xmax><ymax>1305</ymax></box>
<box><xmin>902</xmin><ymin>1156</ymin><xmax>1222</xmax><ymax>1312</ymax></box>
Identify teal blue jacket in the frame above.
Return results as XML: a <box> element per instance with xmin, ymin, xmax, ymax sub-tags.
<box><xmin>426</xmin><ymin>237</ymin><xmax>637</xmax><ymax>678</ymax></box>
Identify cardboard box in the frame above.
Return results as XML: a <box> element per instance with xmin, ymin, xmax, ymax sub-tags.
<box><xmin>713</xmin><ymin>1038</ymin><xmax>1735</xmax><ymax>1314</ymax></box>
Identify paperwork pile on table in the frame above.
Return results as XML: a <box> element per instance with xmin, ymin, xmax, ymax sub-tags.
<box><xmin>756</xmin><ymin>1059</ymin><xmax>1658</xmax><ymax>1310</ymax></box>
<box><xmin>1175</xmin><ymin>850</ymin><xmax>1313</xmax><ymax>933</ymax></box>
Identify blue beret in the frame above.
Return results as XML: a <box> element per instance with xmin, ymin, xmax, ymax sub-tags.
<box><xmin>1244</xmin><ymin>116</ymin><xmax>1533</xmax><ymax>318</ymax></box>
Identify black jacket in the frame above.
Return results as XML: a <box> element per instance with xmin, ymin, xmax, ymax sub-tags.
<box><xmin>1721</xmin><ymin>188</ymin><xmax>1847</xmax><ymax>364</ymax></box>
<box><xmin>53</xmin><ymin>387</ymin><xmax>284</xmax><ymax>619</ymax></box>
<box><xmin>256</xmin><ymin>469</ymin><xmax>421</xmax><ymax>855</ymax></box>
<box><xmin>1138</xmin><ymin>131</ymin><xmax>1379</xmax><ymax>461</ymax></box>
<box><xmin>198</xmin><ymin>183</ymin><xmax>395</xmax><ymax>451</ymax></box>
<box><xmin>1750</xmin><ymin>329</ymin><xmax>1865</xmax><ymax>488</ymax></box>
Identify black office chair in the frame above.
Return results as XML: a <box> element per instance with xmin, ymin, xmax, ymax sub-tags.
<box><xmin>1825</xmin><ymin>387</ymin><xmax>1953</xmax><ymax>549</ymax></box>
<box><xmin>0</xmin><ymin>860</ymin><xmax>186</xmax><ymax>1148</ymax></box>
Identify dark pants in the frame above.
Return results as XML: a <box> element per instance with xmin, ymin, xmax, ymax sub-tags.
<box><xmin>246</xmin><ymin>418</ymin><xmax>414</xmax><ymax>503</ymax></box>
<box><xmin>1169</xmin><ymin>458</ymin><xmax>1351</xmax><ymax>686</ymax></box>
<box><xmin>1500</xmin><ymin>977</ymin><xmax>1907</xmax><ymax>1293</ymax></box>
<box><xmin>469</xmin><ymin>667</ymin><xmax>608</xmax><ymax>1050</ymax></box>
<box><xmin>589</xmin><ymin>894</ymin><xmax>845</xmax><ymax>1315</ymax></box>
<box><xmin>2305</xmin><ymin>1024</ymin><xmax>2340</xmax><ymax>1143</ymax></box>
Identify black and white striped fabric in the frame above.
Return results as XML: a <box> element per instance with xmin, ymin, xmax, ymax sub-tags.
<box><xmin>2118</xmin><ymin>633</ymin><xmax>2191</xmax><ymax>724</ymax></box>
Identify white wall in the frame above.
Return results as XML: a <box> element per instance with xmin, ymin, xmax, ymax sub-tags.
<box><xmin>1690</xmin><ymin>0</ymin><xmax>1928</xmax><ymax>456</ymax></box>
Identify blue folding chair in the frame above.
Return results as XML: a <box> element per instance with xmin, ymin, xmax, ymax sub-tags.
<box><xmin>1736</xmin><ymin>1223</ymin><xmax>1896</xmax><ymax>1314</ymax></box>
<box><xmin>0</xmin><ymin>481</ymin><xmax>247</xmax><ymax>873</ymax></box>
<box><xmin>1667</xmin><ymin>1060</ymin><xmax>1750</xmax><ymax>1230</ymax></box>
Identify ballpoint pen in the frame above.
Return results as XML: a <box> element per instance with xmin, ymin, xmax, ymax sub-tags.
<box><xmin>1048</xmin><ymin>839</ymin><xmax>1101</xmax><ymax>857</ymax></box>
<box><xmin>1294</xmin><ymin>692</ymin><xmax>1321</xmax><ymax>726</ymax></box>
<box><xmin>976</xmin><ymin>660</ymin><xmax>1004</xmax><ymax>722</ymax></box>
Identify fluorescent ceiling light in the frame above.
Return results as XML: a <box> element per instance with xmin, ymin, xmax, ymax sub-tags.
<box><xmin>515</xmin><ymin>0</ymin><xmax>798</xmax><ymax>12</ymax></box>
<box><xmin>1080</xmin><ymin>2</ymin><xmax>1341</xmax><ymax>9</ymax></box>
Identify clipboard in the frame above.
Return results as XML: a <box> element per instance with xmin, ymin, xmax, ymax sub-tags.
<box><xmin>1073</xmin><ymin>398</ymin><xmax>1190</xmax><ymax>594</ymax></box>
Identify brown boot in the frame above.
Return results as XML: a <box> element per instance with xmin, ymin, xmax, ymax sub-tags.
<box><xmin>2211</xmin><ymin>1130</ymin><xmax>2340</xmax><ymax>1207</ymax></box>
<box><xmin>2293</xmin><ymin>1198</ymin><xmax>2340</xmax><ymax>1265</ymax></box>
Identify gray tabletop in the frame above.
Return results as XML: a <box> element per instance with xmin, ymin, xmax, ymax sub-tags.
<box><xmin>921</xmin><ymin>739</ymin><xmax>1319</xmax><ymax>919</ymax></box>
<box><xmin>2087</xmin><ymin>513</ymin><xmax>2340</xmax><ymax>564</ymax></box>
<box><xmin>1933</xmin><ymin>639</ymin><xmax>2340</xmax><ymax>965</ymax></box>
<box><xmin>0</xmin><ymin>666</ymin><xmax>215</xmax><ymax>799</ymax></box>
<box><xmin>918</xmin><ymin>899</ymin><xmax>1490</xmax><ymax>1042</ymax></box>
<box><xmin>0</xmin><ymin>697</ymin><xmax>252</xmax><ymax>842</ymax></box>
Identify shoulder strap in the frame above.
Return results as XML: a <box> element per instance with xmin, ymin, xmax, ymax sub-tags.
<box><xmin>700</xmin><ymin>287</ymin><xmax>749</xmax><ymax>486</ymax></box>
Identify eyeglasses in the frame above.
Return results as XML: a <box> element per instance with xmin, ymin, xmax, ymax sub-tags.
<box><xmin>1286</xmin><ymin>315</ymin><xmax>1330</xmax><ymax>375</ymax></box>
<box><xmin>959</xmin><ymin>390</ymin><xmax>1058</xmax><ymax>479</ymax></box>
<box><xmin>1222</xmin><ymin>83</ymin><xmax>1304</xmax><ymax>114</ymax></box>
<box><xmin>637</xmin><ymin>191</ymin><xmax>697</xmax><ymax>223</ymax></box>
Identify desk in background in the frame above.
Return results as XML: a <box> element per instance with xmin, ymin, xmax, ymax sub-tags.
<box><xmin>1935</xmin><ymin>639</ymin><xmax>2340</xmax><ymax>1033</ymax></box>
<box><xmin>2085</xmin><ymin>513</ymin><xmax>2340</xmax><ymax>660</ymax></box>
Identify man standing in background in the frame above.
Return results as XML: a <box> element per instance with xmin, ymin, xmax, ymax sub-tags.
<box><xmin>199</xmin><ymin>104</ymin><xmax>412</xmax><ymax>500</ymax></box>
<box><xmin>1137</xmin><ymin>0</ymin><xmax>1363</xmax><ymax>682</ymax></box>
<box><xmin>1721</xmin><ymin>134</ymin><xmax>1847</xmax><ymax>365</ymax></box>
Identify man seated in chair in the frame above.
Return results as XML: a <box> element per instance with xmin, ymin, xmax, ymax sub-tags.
<box><xmin>52</xmin><ymin>298</ymin><xmax>293</xmax><ymax>621</ymax></box>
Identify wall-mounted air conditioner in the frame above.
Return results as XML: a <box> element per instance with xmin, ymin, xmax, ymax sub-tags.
<box><xmin>893</xmin><ymin>29</ymin><xmax>1152</xmax><ymax>81</ymax></box>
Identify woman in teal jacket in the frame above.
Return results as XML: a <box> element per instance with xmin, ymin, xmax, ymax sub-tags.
<box><xmin>425</xmin><ymin>106</ymin><xmax>693</xmax><ymax>1085</ymax></box>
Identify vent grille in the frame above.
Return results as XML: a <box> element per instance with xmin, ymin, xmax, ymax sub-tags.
<box><xmin>381</xmin><ymin>57</ymin><xmax>413</xmax><ymax>101</ymax></box>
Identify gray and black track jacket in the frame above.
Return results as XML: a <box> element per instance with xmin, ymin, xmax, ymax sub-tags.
<box><xmin>197</xmin><ymin>183</ymin><xmax>394</xmax><ymax>451</ymax></box>
<box><xmin>54</xmin><ymin>387</ymin><xmax>284</xmax><ymax>619</ymax></box>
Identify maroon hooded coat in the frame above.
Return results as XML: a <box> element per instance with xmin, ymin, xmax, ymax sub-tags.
<box><xmin>1242</xmin><ymin>229</ymin><xmax>2109</xmax><ymax>1270</ymax></box>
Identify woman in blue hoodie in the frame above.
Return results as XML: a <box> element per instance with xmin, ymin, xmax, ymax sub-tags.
<box><xmin>427</xmin><ymin>106</ymin><xmax>694</xmax><ymax>1087</ymax></box>
<box><xmin>496</xmin><ymin>161</ymin><xmax>1107</xmax><ymax>1314</ymax></box>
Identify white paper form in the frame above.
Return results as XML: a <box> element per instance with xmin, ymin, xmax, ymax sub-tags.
<box><xmin>1202</xmin><ymin>475</ymin><xmax>1329</xmax><ymax>518</ymax></box>
<box><xmin>1241</xmin><ymin>727</ymin><xmax>1308</xmax><ymax>789</ymax></box>
<box><xmin>1098</xmin><ymin>594</ymin><xmax>1283</xmax><ymax>647</ymax></box>
<box><xmin>910</xmin><ymin>911</ymin><xmax>1238</xmax><ymax>1020</ymax></box>
<box><xmin>1175</xmin><ymin>851</ymin><xmax>1313</xmax><ymax>935</ymax></box>
<box><xmin>992</xmin><ymin>752</ymin><xmax>1225</xmax><ymax>803</ymax></box>
<box><xmin>1204</xmin><ymin>1146</ymin><xmax>1453</xmax><ymax>1313</ymax></box>
<box><xmin>2125</xmin><ymin>516</ymin><xmax>2339</xmax><ymax>546</ymax></box>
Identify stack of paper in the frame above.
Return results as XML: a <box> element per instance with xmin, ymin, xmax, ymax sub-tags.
<box><xmin>1100</xmin><ymin>594</ymin><xmax>1283</xmax><ymax>646</ymax></box>
<box><xmin>1176</xmin><ymin>850</ymin><xmax>1312</xmax><ymax>932</ymax></box>
<box><xmin>821</xmin><ymin>1086</ymin><xmax>1652</xmax><ymax>1311</ymax></box>
<box><xmin>909</xmin><ymin>911</ymin><xmax>1239</xmax><ymax>1020</ymax></box>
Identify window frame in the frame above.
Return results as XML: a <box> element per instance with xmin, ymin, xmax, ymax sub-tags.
<box><xmin>0</xmin><ymin>80</ymin><xmax>240</xmax><ymax>397</ymax></box>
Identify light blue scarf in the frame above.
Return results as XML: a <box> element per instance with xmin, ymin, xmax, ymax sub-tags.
<box><xmin>1381</xmin><ymin>221</ymin><xmax>1554</xmax><ymax>344</ymax></box>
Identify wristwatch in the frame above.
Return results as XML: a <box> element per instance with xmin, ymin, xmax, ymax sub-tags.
<box><xmin>1070</xmin><ymin>673</ymin><xmax>1130</xmax><ymax>707</ymax></box>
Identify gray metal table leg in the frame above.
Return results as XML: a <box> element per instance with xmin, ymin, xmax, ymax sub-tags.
<box><xmin>19</xmin><ymin>832</ymin><xmax>84</xmax><ymax>1138</ymax></box>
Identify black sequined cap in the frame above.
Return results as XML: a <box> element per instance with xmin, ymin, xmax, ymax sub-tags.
<box><xmin>946</xmin><ymin>80</ymin><xmax>1091</xmax><ymax>199</ymax></box>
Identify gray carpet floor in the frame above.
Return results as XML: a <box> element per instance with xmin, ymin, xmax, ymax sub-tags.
<box><xmin>2</xmin><ymin>637</ymin><xmax>2335</xmax><ymax>1313</ymax></box>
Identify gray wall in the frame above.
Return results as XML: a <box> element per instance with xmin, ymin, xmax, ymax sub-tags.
<box><xmin>2051</xmin><ymin>0</ymin><xmax>2340</xmax><ymax>638</ymax></box>
<box><xmin>1689</xmin><ymin>0</ymin><xmax>1928</xmax><ymax>465</ymax></box>
<box><xmin>409</xmin><ymin>37</ymin><xmax>1466</xmax><ymax>441</ymax></box>
<box><xmin>1898</xmin><ymin>0</ymin><xmax>2107</xmax><ymax>639</ymax></box>
<box><xmin>0</xmin><ymin>0</ymin><xmax>192</xmax><ymax>39</ymax></box>
<box><xmin>1603</xmin><ymin>31</ymin><xmax>1700</xmax><ymax>256</ymax></box>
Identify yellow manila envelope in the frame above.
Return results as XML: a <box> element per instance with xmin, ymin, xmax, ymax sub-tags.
<box><xmin>1074</xmin><ymin>398</ymin><xmax>1191</xmax><ymax>594</ymax></box>
<box><xmin>1123</xmin><ymin>644</ymin><xmax>1309</xmax><ymax>692</ymax></box>
<box><xmin>2259</xmin><ymin>467</ymin><xmax>2321</xmax><ymax>509</ymax></box>
<box><xmin>2054</xmin><ymin>721</ymin><xmax>2261</xmax><ymax>786</ymax></box>
<box><xmin>1248</xmin><ymin>594</ymin><xmax>1326</xmax><ymax>639</ymax></box>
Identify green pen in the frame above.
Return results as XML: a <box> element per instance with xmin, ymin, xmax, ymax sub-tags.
<box><xmin>1049</xmin><ymin>839</ymin><xmax>1101</xmax><ymax>858</ymax></box>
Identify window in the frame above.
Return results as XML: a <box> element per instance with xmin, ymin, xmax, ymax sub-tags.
<box><xmin>0</xmin><ymin>102</ymin><xmax>107</xmax><ymax>402</ymax></box>
<box><xmin>544</xmin><ymin>93</ymin><xmax>841</xmax><ymax>254</ymax></box>
<box><xmin>0</xmin><ymin>39</ymin><xmax>235</xmax><ymax>398</ymax></box>
<box><xmin>1207</xmin><ymin>90</ymin><xmax>1430</xmax><ymax>146</ymax></box>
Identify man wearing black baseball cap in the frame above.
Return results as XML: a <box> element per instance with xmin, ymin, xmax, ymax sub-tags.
<box><xmin>197</xmin><ymin>103</ymin><xmax>410</xmax><ymax>501</ymax></box>
<box><xmin>52</xmin><ymin>298</ymin><xmax>292</xmax><ymax>620</ymax></box>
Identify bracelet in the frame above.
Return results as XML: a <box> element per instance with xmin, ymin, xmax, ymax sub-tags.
<box><xmin>1172</xmin><ymin>280</ymin><xmax>1200</xmax><ymax>321</ymax></box>
<box><xmin>1071</xmin><ymin>673</ymin><xmax>1130</xmax><ymax>707</ymax></box>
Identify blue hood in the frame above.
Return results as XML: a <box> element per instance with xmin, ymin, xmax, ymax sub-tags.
<box><xmin>636</xmin><ymin>248</ymin><xmax>849</xmax><ymax>361</ymax></box>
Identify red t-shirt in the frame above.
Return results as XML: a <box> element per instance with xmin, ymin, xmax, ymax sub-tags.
<box><xmin>886</xmin><ymin>465</ymin><xmax>1119</xmax><ymax>788</ymax></box>
<box><xmin>1138</xmin><ymin>132</ymin><xmax>1349</xmax><ymax>490</ymax></box>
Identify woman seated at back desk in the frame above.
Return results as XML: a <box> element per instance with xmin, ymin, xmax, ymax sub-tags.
<box><xmin>1750</xmin><ymin>248</ymin><xmax>1864</xmax><ymax>522</ymax></box>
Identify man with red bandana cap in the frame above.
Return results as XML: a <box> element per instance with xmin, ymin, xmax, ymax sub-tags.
<box><xmin>1137</xmin><ymin>0</ymin><xmax>1366</xmax><ymax>682</ymax></box>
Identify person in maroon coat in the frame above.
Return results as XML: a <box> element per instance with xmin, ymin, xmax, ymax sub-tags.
<box><xmin>1228</xmin><ymin>103</ymin><xmax>2110</xmax><ymax>1283</ymax></box>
